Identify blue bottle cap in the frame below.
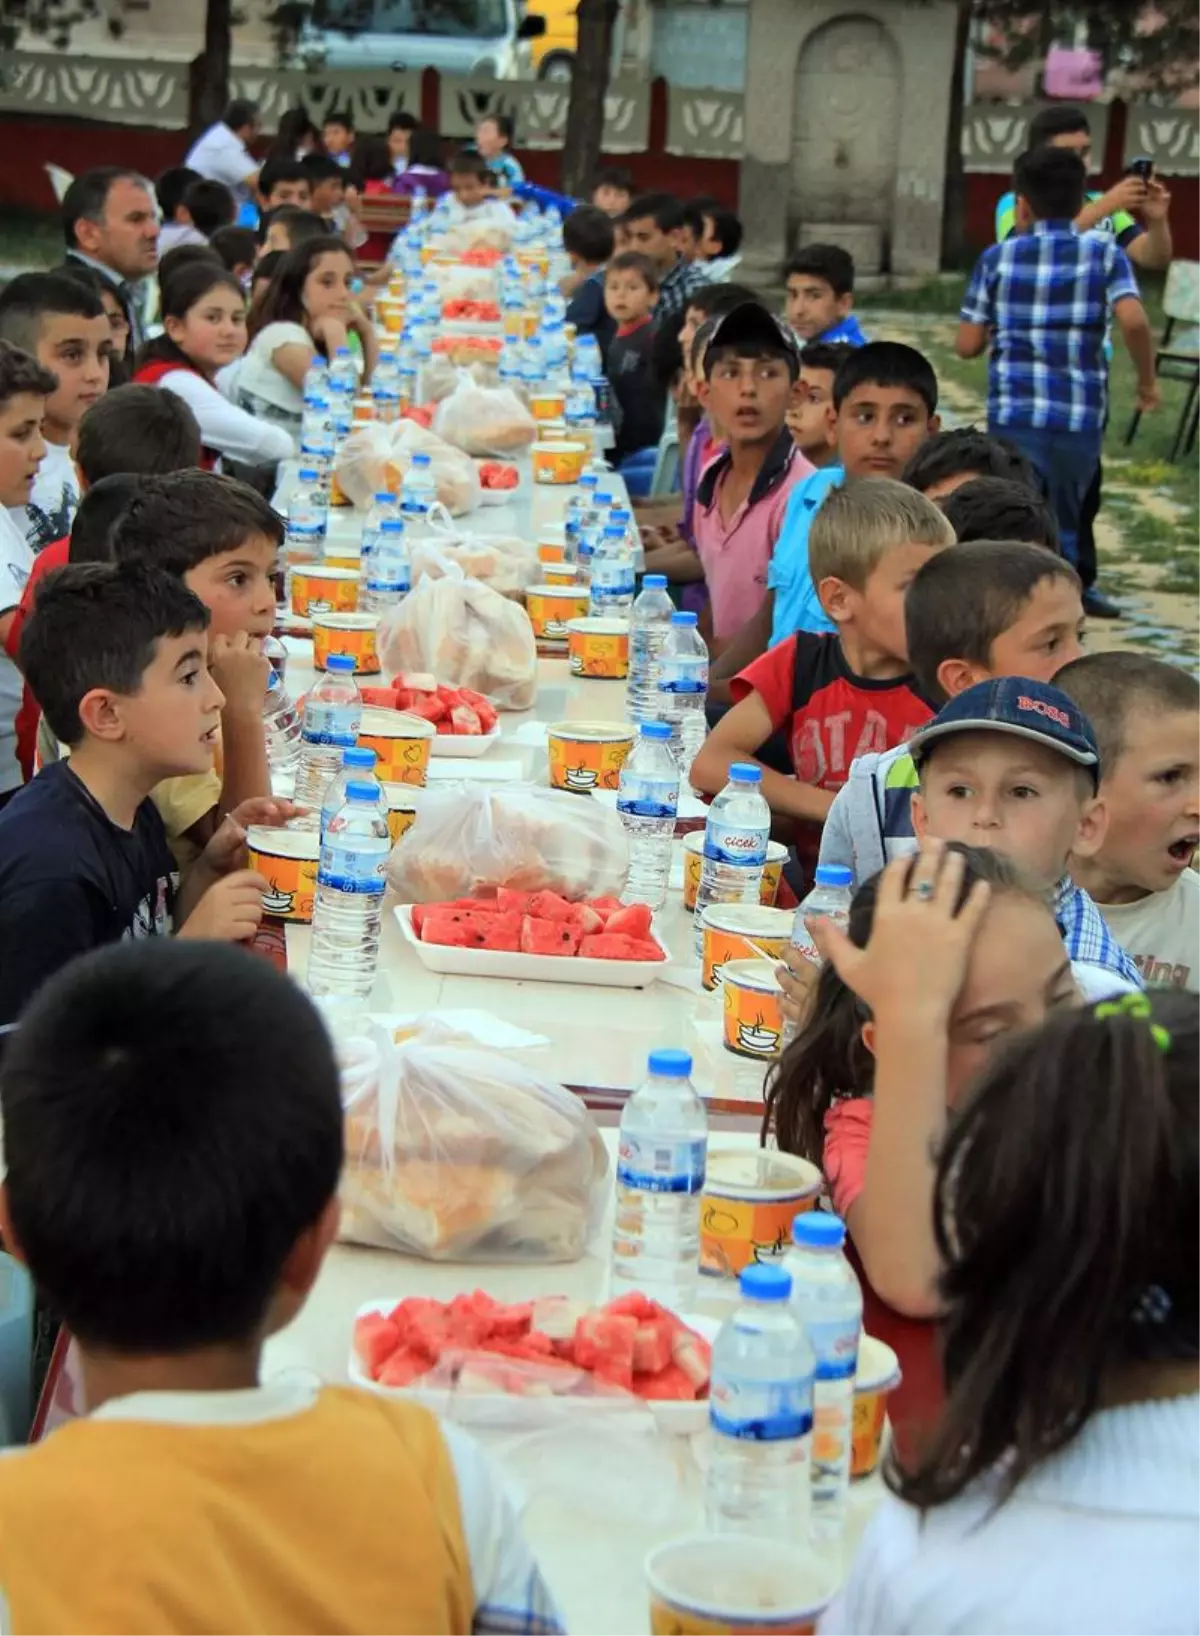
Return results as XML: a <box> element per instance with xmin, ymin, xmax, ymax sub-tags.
<box><xmin>647</xmin><ymin>1048</ymin><xmax>692</xmax><ymax>1078</ymax></box>
<box><xmin>297</xmin><ymin>467</ymin><xmax>320</xmax><ymax>482</ymax></box>
<box><xmin>814</xmin><ymin>865</ymin><xmax>853</xmax><ymax>889</ymax></box>
<box><xmin>643</xmin><ymin>574</ymin><xmax>667</xmax><ymax>588</ymax></box>
<box><xmin>640</xmin><ymin>722</ymin><xmax>673</xmax><ymax>740</ymax></box>
<box><xmin>739</xmin><ymin>1263</ymin><xmax>792</xmax><ymax>1301</ymax></box>
<box><xmin>793</xmin><ymin>1212</ymin><xmax>847</xmax><ymax>1249</ymax></box>
<box><xmin>325</xmin><ymin>654</ymin><xmax>357</xmax><ymax>672</ymax></box>
<box><xmin>344</xmin><ymin>780</ymin><xmax>379</xmax><ymax>803</ymax></box>
<box><xmin>335</xmin><ymin>345</ymin><xmax>351</xmax><ymax>356</ymax></box>
<box><xmin>380</xmin><ymin>518</ymin><xmax>405</xmax><ymax>533</ymax></box>
<box><xmin>671</xmin><ymin>610</ymin><xmax>698</xmax><ymax>626</ymax></box>
<box><xmin>374</xmin><ymin>491</ymin><xmax>397</xmax><ymax>503</ymax></box>
<box><xmin>412</xmin><ymin>452</ymin><xmax>431</xmax><ymax>466</ymax></box>
<box><xmin>343</xmin><ymin>747</ymin><xmax>376</xmax><ymax>768</ymax></box>
<box><xmin>729</xmin><ymin>763</ymin><xmax>762</xmax><ymax>783</ymax></box>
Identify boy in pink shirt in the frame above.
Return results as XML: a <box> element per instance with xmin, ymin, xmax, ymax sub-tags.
<box><xmin>692</xmin><ymin>303</ymin><xmax>811</xmax><ymax>655</ymax></box>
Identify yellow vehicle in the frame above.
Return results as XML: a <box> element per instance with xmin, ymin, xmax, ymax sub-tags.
<box><xmin>525</xmin><ymin>0</ymin><xmax>578</xmax><ymax>78</ymax></box>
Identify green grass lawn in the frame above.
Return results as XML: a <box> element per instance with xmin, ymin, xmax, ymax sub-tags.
<box><xmin>0</xmin><ymin>211</ymin><xmax>63</xmax><ymax>270</ymax></box>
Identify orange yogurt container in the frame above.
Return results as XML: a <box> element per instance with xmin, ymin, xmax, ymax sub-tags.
<box><xmin>290</xmin><ymin>564</ymin><xmax>360</xmax><ymax>618</ymax></box>
<box><xmin>246</xmin><ymin>826</ymin><xmax>320</xmax><ymax>923</ymax></box>
<box><xmin>699</xmin><ymin>904</ymin><xmax>792</xmax><ymax>991</ymax></box>
<box><xmin>525</xmin><ymin>583</ymin><xmax>589</xmax><ymax>645</ymax></box>
<box><xmin>529</xmin><ymin>389</ymin><xmax>566</xmax><ymax>423</ymax></box>
<box><xmin>646</xmin><ymin>1536</ymin><xmax>836</xmax><ymax>1636</ymax></box>
<box><xmin>720</xmin><ymin>958</ymin><xmax>786</xmax><ymax>1062</ymax></box>
<box><xmin>566</xmin><ymin>617</ymin><xmax>629</xmax><ymax>679</ymax></box>
<box><xmin>531</xmin><ymin>440</ymin><xmax>587</xmax><ymax>485</ymax></box>
<box><xmin>546</xmin><ymin>719</ymin><xmax>635</xmax><ymax>793</ymax></box>
<box><xmin>311</xmin><ymin>612</ymin><xmax>380</xmax><ymax>675</ymax></box>
<box><xmin>356</xmin><ymin>707</ymin><xmax>435</xmax><ymax>786</ymax></box>
<box><xmin>853</xmin><ymin>1336</ymin><xmax>902</xmax><ymax>1478</ymax></box>
<box><xmin>682</xmin><ymin>832</ymin><xmax>787</xmax><ymax>910</ymax></box>
<box><xmin>381</xmin><ymin>782</ymin><xmax>420</xmax><ymax>844</ymax></box>
<box><xmin>700</xmin><ymin>1146</ymin><xmax>822</xmax><ymax>1278</ymax></box>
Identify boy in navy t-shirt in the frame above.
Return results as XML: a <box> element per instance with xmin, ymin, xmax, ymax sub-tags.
<box><xmin>691</xmin><ymin>478</ymin><xmax>953</xmax><ymax>877</ymax></box>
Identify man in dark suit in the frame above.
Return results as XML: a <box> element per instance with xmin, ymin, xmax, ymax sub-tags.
<box><xmin>61</xmin><ymin>168</ymin><xmax>160</xmax><ymax>366</ymax></box>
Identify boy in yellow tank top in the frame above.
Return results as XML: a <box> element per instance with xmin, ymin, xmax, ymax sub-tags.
<box><xmin>0</xmin><ymin>940</ymin><xmax>563</xmax><ymax>1636</ymax></box>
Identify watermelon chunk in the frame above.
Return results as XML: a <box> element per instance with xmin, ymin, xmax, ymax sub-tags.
<box><xmin>573</xmin><ymin>1311</ymin><xmax>637</xmax><ymax>1390</ymax></box>
<box><xmin>520</xmin><ymin>915</ymin><xmax>581</xmax><ymax>956</ymax></box>
<box><xmin>410</xmin><ymin>904</ymin><xmax>427</xmax><ymax>936</ymax></box>
<box><xmin>376</xmin><ymin>1346</ymin><xmax>431</xmax><ymax>1388</ymax></box>
<box><xmin>588</xmin><ymin>896</ymin><xmax>624</xmax><ymax>918</ymax></box>
<box><xmin>406</xmin><ymin>694</ymin><xmax>449</xmax><ymax>724</ymax></box>
<box><xmin>496</xmin><ymin>887</ymin><xmax>535</xmax><ymax>914</ymax></box>
<box><xmin>632</xmin><ymin>1318</ymin><xmax>674</xmax><ymax>1376</ymax></box>
<box><xmin>480</xmin><ymin>912</ymin><xmax>522</xmax><ymax>951</ymax></box>
<box><xmin>605</xmin><ymin>1291</ymin><xmax>662</xmax><ymax>1322</ymax></box>
<box><xmin>604</xmin><ymin>902</ymin><xmax>653</xmax><ymax>940</ymax></box>
<box><xmin>360</xmin><ymin>685</ymin><xmax>399</xmax><ymax>710</ymax></box>
<box><xmin>354</xmin><ymin>1312</ymin><xmax>400</xmax><ymax>1380</ymax></box>
<box><xmin>421</xmin><ymin>911</ymin><xmax>495</xmax><ymax>948</ymax></box>
<box><xmin>672</xmin><ymin>1327</ymin><xmax>712</xmax><ymax>1391</ymax></box>
<box><xmin>450</xmin><ymin>703</ymin><xmax>482</xmax><ymax>735</ymax></box>
<box><xmin>578</xmin><ymin>932</ymin><xmax>663</xmax><ymax>961</ymax></box>
<box><xmin>567</xmin><ymin>902</ymin><xmax>605</xmax><ymax>934</ymax></box>
<box><xmin>631</xmin><ymin>1362</ymin><xmax>699</xmax><ymax>1401</ymax></box>
<box><xmin>397</xmin><ymin>672</ymin><xmax>437</xmax><ymax>693</ymax></box>
<box><xmin>527</xmin><ymin>889</ymin><xmax>576</xmax><ymax>923</ymax></box>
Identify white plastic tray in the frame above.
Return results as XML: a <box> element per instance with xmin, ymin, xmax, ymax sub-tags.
<box><xmin>394</xmin><ymin>903</ymin><xmax>671</xmax><ymax>987</ymax></box>
<box><xmin>429</xmin><ymin>727</ymin><xmax>502</xmax><ymax>758</ymax></box>
<box><xmin>349</xmin><ymin>1299</ymin><xmax>716</xmax><ymax>1434</ymax></box>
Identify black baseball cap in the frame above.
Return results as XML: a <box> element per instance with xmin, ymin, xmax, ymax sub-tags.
<box><xmin>909</xmin><ymin>678</ymin><xmax>1101</xmax><ymax>786</ymax></box>
<box><xmin>703</xmin><ymin>302</ymin><xmax>802</xmax><ymax>380</ymax></box>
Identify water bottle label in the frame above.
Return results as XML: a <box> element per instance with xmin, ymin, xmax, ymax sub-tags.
<box><xmin>401</xmin><ymin>499</ymin><xmax>430</xmax><ymax>521</ymax></box>
<box><xmin>317</xmin><ymin>845</ymin><xmax>388</xmax><ymax>893</ymax></box>
<box><xmin>704</xmin><ymin>819</ymin><xmax>768</xmax><ymax>867</ymax></box>
<box><xmin>709</xmin><ymin>1371</ymin><xmax>814</xmax><ymax>1442</ymax></box>
<box><xmin>616</xmin><ymin>1135</ymin><xmax>705</xmax><ymax>1195</ymax></box>
<box><xmin>302</xmin><ymin>703</ymin><xmax>360</xmax><ymax>748</ymax></box>
<box><xmin>617</xmin><ymin>777</ymin><xmax>678</xmax><ymax>821</ymax></box>
<box><xmin>658</xmin><ymin>662</ymin><xmax>708</xmax><ymax>696</ymax></box>
<box><xmin>804</xmin><ymin>1316</ymin><xmax>859</xmax><ymax>1381</ymax></box>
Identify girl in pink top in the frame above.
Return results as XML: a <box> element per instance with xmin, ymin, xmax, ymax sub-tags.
<box><xmin>762</xmin><ymin>840</ymin><xmax>1078</xmax><ymax>1318</ymax></box>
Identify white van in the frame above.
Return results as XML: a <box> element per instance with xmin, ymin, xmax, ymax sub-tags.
<box><xmin>296</xmin><ymin>0</ymin><xmax>545</xmax><ymax>76</ymax></box>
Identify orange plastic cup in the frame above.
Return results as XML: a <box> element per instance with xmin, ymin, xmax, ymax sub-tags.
<box><xmin>721</xmin><ymin>958</ymin><xmax>786</xmax><ymax>1061</ymax></box>
<box><xmin>546</xmin><ymin>719</ymin><xmax>635</xmax><ymax>792</ymax></box>
<box><xmin>699</xmin><ymin>905</ymin><xmax>792</xmax><ymax>991</ymax></box>
<box><xmin>246</xmin><ymin>826</ymin><xmax>320</xmax><ymax>923</ymax></box>
<box><xmin>531</xmin><ymin>440</ymin><xmax>587</xmax><ymax>485</ymax></box>
<box><xmin>529</xmin><ymin>389</ymin><xmax>566</xmax><ymax>423</ymax></box>
<box><xmin>566</xmin><ymin>618</ymin><xmax>629</xmax><ymax>679</ymax></box>
<box><xmin>311</xmin><ymin>612</ymin><xmax>380</xmax><ymax>675</ymax></box>
<box><xmin>381</xmin><ymin>782</ymin><xmax>420</xmax><ymax>844</ymax></box>
<box><xmin>682</xmin><ymin>833</ymin><xmax>787</xmax><ymax>910</ymax></box>
<box><xmin>537</xmin><ymin>537</ymin><xmax>566</xmax><ymax>566</ymax></box>
<box><xmin>525</xmin><ymin>583</ymin><xmax>589</xmax><ymax>645</ymax></box>
<box><xmin>853</xmin><ymin>1336</ymin><xmax>902</xmax><ymax>1478</ymax></box>
<box><xmin>356</xmin><ymin>707</ymin><xmax>435</xmax><ymax>786</ymax></box>
<box><xmin>290</xmin><ymin>564</ymin><xmax>360</xmax><ymax>618</ymax></box>
<box><xmin>700</xmin><ymin>1147</ymin><xmax>822</xmax><ymax>1278</ymax></box>
<box><xmin>646</xmin><ymin>1536</ymin><xmax>836</xmax><ymax>1636</ymax></box>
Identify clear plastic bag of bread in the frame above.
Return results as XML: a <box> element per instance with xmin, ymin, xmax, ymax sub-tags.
<box><xmin>386</xmin><ymin>782</ymin><xmax>629</xmax><ymax>903</ymax></box>
<box><xmin>339</xmin><ymin>1020</ymin><xmax>610</xmax><ymax>1261</ymax></box>
<box><xmin>334</xmin><ymin>421</ymin><xmax>482</xmax><ymax>514</ymax></box>
<box><xmin>377</xmin><ymin>550</ymin><xmax>537</xmax><ymax>708</ymax></box>
<box><xmin>433</xmin><ymin>371</ymin><xmax>537</xmax><ymax>458</ymax></box>
<box><xmin>409</xmin><ymin>530</ymin><xmax>539</xmax><ymax>596</ymax></box>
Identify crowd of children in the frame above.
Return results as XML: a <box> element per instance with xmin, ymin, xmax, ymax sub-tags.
<box><xmin>0</xmin><ymin>92</ymin><xmax>1193</xmax><ymax>1635</ymax></box>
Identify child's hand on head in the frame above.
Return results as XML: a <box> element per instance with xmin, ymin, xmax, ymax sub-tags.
<box><xmin>812</xmin><ymin>840</ymin><xmax>991</xmax><ymax>1027</ymax></box>
<box><xmin>209</xmin><ymin>631</ymin><xmax>270</xmax><ymax>716</ymax></box>
<box><xmin>180</xmin><ymin>868</ymin><xmax>267</xmax><ymax>943</ymax></box>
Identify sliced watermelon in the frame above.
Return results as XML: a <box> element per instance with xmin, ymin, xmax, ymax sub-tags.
<box><xmin>359</xmin><ymin>685</ymin><xmax>399</xmax><ymax>710</ymax></box>
<box><xmin>392</xmin><ymin>687</ymin><xmax>414</xmax><ymax>710</ymax></box>
<box><xmin>587</xmin><ymin>896</ymin><xmax>624</xmax><ymax>918</ymax></box>
<box><xmin>605</xmin><ymin>1291</ymin><xmax>662</xmax><ymax>1322</ymax></box>
<box><xmin>631</xmin><ymin>1362</ymin><xmax>699</xmax><ymax>1401</ymax></box>
<box><xmin>421</xmin><ymin>911</ymin><xmax>491</xmax><ymax>948</ymax></box>
<box><xmin>567</xmin><ymin>902</ymin><xmax>605</xmax><ymax>934</ymax></box>
<box><xmin>480</xmin><ymin>912</ymin><xmax>522</xmax><ymax>951</ymax></box>
<box><xmin>496</xmin><ymin>887</ymin><xmax>535</xmax><ymax>914</ymax></box>
<box><xmin>396</xmin><ymin>671</ymin><xmax>437</xmax><ymax>693</ymax></box>
<box><xmin>632</xmin><ymin>1318</ymin><xmax>674</xmax><ymax>1377</ymax></box>
<box><xmin>672</xmin><ymin>1327</ymin><xmax>712</xmax><ymax>1391</ymax></box>
<box><xmin>579</xmin><ymin>932</ymin><xmax>663</xmax><ymax>961</ymax></box>
<box><xmin>354</xmin><ymin>1312</ymin><xmax>400</xmax><ymax>1380</ymax></box>
<box><xmin>376</xmin><ymin>1346</ymin><xmax>431</xmax><ymax>1388</ymax></box>
<box><xmin>450</xmin><ymin>703</ymin><xmax>482</xmax><ymax>735</ymax></box>
<box><xmin>410</xmin><ymin>904</ymin><xmax>428</xmax><ymax>936</ymax></box>
<box><xmin>527</xmin><ymin>889</ymin><xmax>576</xmax><ymax>923</ymax></box>
<box><xmin>604</xmin><ymin>902</ymin><xmax>654</xmax><ymax>939</ymax></box>
<box><xmin>573</xmin><ymin>1311</ymin><xmax>637</xmax><ymax>1391</ymax></box>
<box><xmin>520</xmin><ymin>915</ymin><xmax>582</xmax><ymax>956</ymax></box>
<box><xmin>405</xmin><ymin>694</ymin><xmax>449</xmax><ymax>724</ymax></box>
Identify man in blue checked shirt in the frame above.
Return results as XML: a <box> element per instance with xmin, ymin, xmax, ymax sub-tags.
<box><xmin>955</xmin><ymin>146</ymin><xmax>1158</xmax><ymax>571</ymax></box>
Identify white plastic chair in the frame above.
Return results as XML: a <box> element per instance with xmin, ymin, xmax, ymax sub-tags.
<box><xmin>1124</xmin><ymin>258</ymin><xmax>1200</xmax><ymax>462</ymax></box>
<box><xmin>44</xmin><ymin>163</ymin><xmax>74</xmax><ymax>204</ymax></box>
<box><xmin>649</xmin><ymin>426</ymin><xmax>681</xmax><ymax>498</ymax></box>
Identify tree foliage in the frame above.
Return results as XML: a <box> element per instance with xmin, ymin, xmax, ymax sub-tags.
<box><xmin>970</xmin><ymin>0</ymin><xmax>1199</xmax><ymax>93</ymax></box>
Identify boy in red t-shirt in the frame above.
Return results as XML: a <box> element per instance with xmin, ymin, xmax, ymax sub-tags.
<box><xmin>691</xmin><ymin>476</ymin><xmax>954</xmax><ymax>875</ymax></box>
<box><xmin>7</xmin><ymin>385</ymin><xmax>201</xmax><ymax>779</ymax></box>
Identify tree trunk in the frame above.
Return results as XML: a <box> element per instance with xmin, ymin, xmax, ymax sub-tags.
<box><xmin>940</xmin><ymin>0</ymin><xmax>972</xmax><ymax>268</ymax></box>
<box><xmin>189</xmin><ymin>0</ymin><xmax>233</xmax><ymax>137</ymax></box>
<box><xmin>560</xmin><ymin>0</ymin><xmax>619</xmax><ymax>198</ymax></box>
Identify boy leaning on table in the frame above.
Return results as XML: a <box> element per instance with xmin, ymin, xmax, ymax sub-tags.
<box><xmin>0</xmin><ymin>937</ymin><xmax>565</xmax><ymax>1635</ymax></box>
<box><xmin>0</xmin><ymin>562</ymin><xmax>279</xmax><ymax>1026</ymax></box>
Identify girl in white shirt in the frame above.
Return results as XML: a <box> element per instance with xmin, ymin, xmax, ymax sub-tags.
<box><xmin>823</xmin><ymin>987</ymin><xmax>1199</xmax><ymax>1636</ymax></box>
<box><xmin>234</xmin><ymin>235</ymin><xmax>377</xmax><ymax>436</ymax></box>
<box><xmin>133</xmin><ymin>263</ymin><xmax>293</xmax><ymax>470</ymax></box>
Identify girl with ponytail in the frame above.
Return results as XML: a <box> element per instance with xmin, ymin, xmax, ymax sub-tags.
<box><xmin>825</xmin><ymin>988</ymin><xmax>1198</xmax><ymax>1634</ymax></box>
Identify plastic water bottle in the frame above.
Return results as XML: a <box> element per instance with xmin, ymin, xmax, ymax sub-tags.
<box><xmin>565</xmin><ymin>469</ymin><xmax>599</xmax><ymax>560</ymax></box>
<box><xmin>785</xmin><ymin>1214</ymin><xmax>862</xmax><ymax>1542</ymax></box>
<box><xmin>413</xmin><ymin>327</ymin><xmax>435</xmax><ymax>403</ymax></box>
<box><xmin>263</xmin><ymin>664</ymin><xmax>302</xmax><ymax>780</ymax></box>
<box><xmin>578</xmin><ymin>488</ymin><xmax>613</xmax><ymax>573</ymax></box>
<box><xmin>627</xmin><ymin>574</ymin><xmax>675</xmax><ymax>724</ymax></box>
<box><xmin>328</xmin><ymin>344</ymin><xmax>357</xmax><ymax>403</ymax></box>
<box><xmin>399</xmin><ymin>452</ymin><xmax>436</xmax><ymax>538</ymax></box>
<box><xmin>498</xmin><ymin>339</ymin><xmax>524</xmax><ymax>392</ymax></box>
<box><xmin>293</xmin><ymin>654</ymin><xmax>363</xmax><ymax>811</ymax></box>
<box><xmin>306</xmin><ymin>781</ymin><xmax>390</xmax><ymax>999</ymax></box>
<box><xmin>373</xmin><ymin>349</ymin><xmax>401</xmax><ymax>423</ymax></box>
<box><xmin>611</xmin><ymin>1049</ymin><xmax>708</xmax><ymax>1310</ymax></box>
<box><xmin>617</xmin><ymin>722</ymin><xmax>679</xmax><ymax>909</ymax></box>
<box><xmin>694</xmin><ymin>764</ymin><xmax>771</xmax><ymax>958</ymax></box>
<box><xmin>284</xmin><ymin>468</ymin><xmax>327</xmax><ymax>603</ymax></box>
<box><xmin>396</xmin><ymin>328</ymin><xmax>418</xmax><ymax>410</ymax></box>
<box><xmin>360</xmin><ymin>490</ymin><xmax>399</xmax><ymax>579</ymax></box>
<box><xmin>707</xmin><ymin>1264</ymin><xmax>815</xmax><ymax>1541</ymax></box>
<box><xmin>564</xmin><ymin>375</ymin><xmax>596</xmax><ymax>438</ymax></box>
<box><xmin>320</xmin><ymin>745</ymin><xmax>385</xmax><ymax>840</ymax></box>
<box><xmin>656</xmin><ymin>610</ymin><xmax>709</xmax><ymax>780</ymax></box>
<box><xmin>574</xmin><ymin>334</ymin><xmax>602</xmax><ymax>379</ymax></box>
<box><xmin>521</xmin><ymin>335</ymin><xmax>546</xmax><ymax>399</ymax></box>
<box><xmin>298</xmin><ymin>399</ymin><xmax>335</xmax><ymax>488</ymax></box>
<box><xmin>542</xmin><ymin>318</ymin><xmax>568</xmax><ymax>373</ymax></box>
<box><xmin>588</xmin><ymin>523</ymin><xmax>636</xmax><ymax>619</ymax></box>
<box><xmin>790</xmin><ymin>865</ymin><xmax>854</xmax><ymax>966</ymax></box>
<box><xmin>302</xmin><ymin>359</ymin><xmax>330</xmax><ymax>402</ymax></box>
<box><xmin>361</xmin><ymin>518</ymin><xmax>410</xmax><ymax>614</ymax></box>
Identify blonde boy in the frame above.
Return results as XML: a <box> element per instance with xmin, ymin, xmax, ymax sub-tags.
<box><xmin>692</xmin><ymin>477</ymin><xmax>952</xmax><ymax>878</ymax></box>
<box><xmin>1055</xmin><ymin>652</ymin><xmax>1199</xmax><ymax>990</ymax></box>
